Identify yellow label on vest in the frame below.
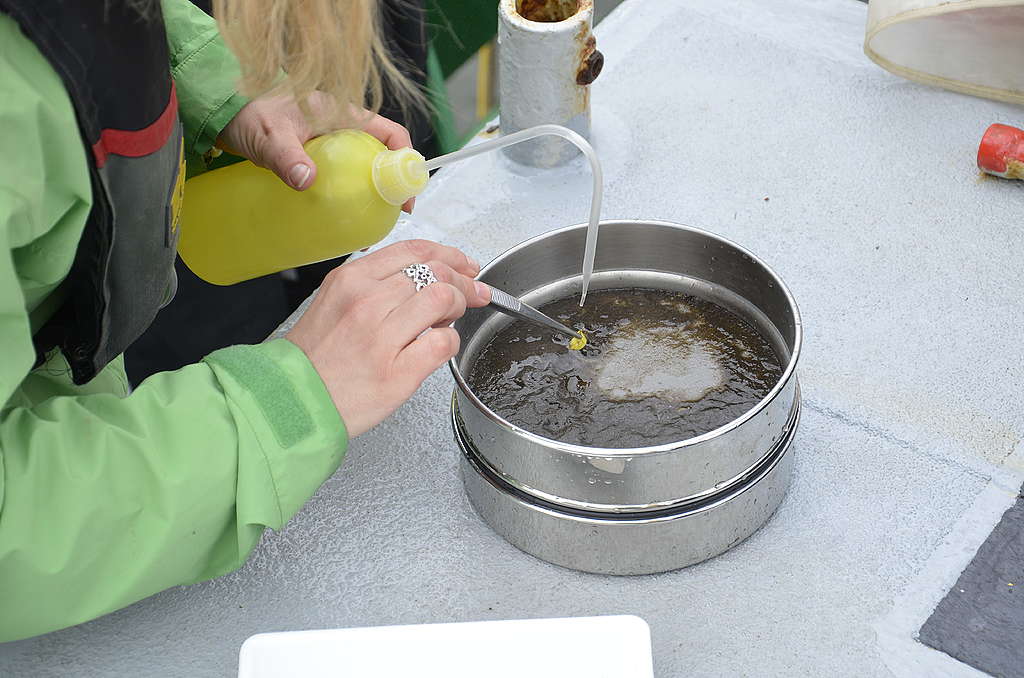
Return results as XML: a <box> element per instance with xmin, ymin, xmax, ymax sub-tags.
<box><xmin>170</xmin><ymin>139</ymin><xmax>185</xmax><ymax>234</ymax></box>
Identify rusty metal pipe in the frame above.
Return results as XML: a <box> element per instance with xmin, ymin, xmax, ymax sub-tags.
<box><xmin>498</xmin><ymin>0</ymin><xmax>603</xmax><ymax>167</ymax></box>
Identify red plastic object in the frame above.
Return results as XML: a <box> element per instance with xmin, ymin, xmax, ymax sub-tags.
<box><xmin>977</xmin><ymin>123</ymin><xmax>1024</xmax><ymax>180</ymax></box>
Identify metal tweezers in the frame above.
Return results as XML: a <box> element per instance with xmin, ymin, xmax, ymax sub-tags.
<box><xmin>487</xmin><ymin>285</ymin><xmax>582</xmax><ymax>341</ymax></box>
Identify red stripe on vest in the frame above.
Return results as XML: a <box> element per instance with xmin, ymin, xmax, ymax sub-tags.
<box><xmin>91</xmin><ymin>82</ymin><xmax>178</xmax><ymax>168</ymax></box>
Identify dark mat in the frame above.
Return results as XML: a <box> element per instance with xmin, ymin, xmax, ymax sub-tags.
<box><xmin>919</xmin><ymin>484</ymin><xmax>1024</xmax><ymax>678</ymax></box>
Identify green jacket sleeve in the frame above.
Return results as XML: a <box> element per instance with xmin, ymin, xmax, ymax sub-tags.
<box><xmin>0</xmin><ymin>14</ymin><xmax>347</xmax><ymax>642</ymax></box>
<box><xmin>161</xmin><ymin>0</ymin><xmax>249</xmax><ymax>157</ymax></box>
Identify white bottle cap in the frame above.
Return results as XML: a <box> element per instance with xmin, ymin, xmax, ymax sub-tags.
<box><xmin>371</xmin><ymin>147</ymin><xmax>429</xmax><ymax>206</ymax></box>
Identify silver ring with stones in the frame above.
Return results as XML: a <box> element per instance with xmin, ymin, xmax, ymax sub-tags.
<box><xmin>403</xmin><ymin>263</ymin><xmax>438</xmax><ymax>291</ymax></box>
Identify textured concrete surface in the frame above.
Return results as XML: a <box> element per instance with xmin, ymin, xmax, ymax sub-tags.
<box><xmin>3</xmin><ymin>0</ymin><xmax>1024</xmax><ymax>676</ymax></box>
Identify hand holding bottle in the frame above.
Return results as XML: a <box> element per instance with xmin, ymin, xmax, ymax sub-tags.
<box><xmin>217</xmin><ymin>91</ymin><xmax>416</xmax><ymax>212</ymax></box>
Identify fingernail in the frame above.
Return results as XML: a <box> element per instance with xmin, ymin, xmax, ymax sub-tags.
<box><xmin>468</xmin><ymin>256</ymin><xmax>481</xmax><ymax>272</ymax></box>
<box><xmin>475</xmin><ymin>281</ymin><xmax>490</xmax><ymax>301</ymax></box>
<box><xmin>289</xmin><ymin>163</ymin><xmax>311</xmax><ymax>189</ymax></box>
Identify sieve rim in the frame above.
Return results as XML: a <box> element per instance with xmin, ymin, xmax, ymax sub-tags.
<box><xmin>447</xmin><ymin>219</ymin><xmax>803</xmax><ymax>458</ymax></box>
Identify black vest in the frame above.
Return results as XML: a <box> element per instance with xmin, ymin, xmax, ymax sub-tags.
<box><xmin>1</xmin><ymin>0</ymin><xmax>184</xmax><ymax>384</ymax></box>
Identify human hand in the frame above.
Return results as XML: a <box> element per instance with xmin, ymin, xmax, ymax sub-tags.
<box><xmin>286</xmin><ymin>240</ymin><xmax>491</xmax><ymax>437</ymax></box>
<box><xmin>217</xmin><ymin>92</ymin><xmax>416</xmax><ymax>211</ymax></box>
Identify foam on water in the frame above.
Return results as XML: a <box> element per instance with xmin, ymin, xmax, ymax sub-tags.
<box><xmin>597</xmin><ymin>330</ymin><xmax>725</xmax><ymax>403</ymax></box>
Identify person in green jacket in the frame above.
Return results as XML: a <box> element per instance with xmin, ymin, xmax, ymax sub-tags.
<box><xmin>0</xmin><ymin>0</ymin><xmax>489</xmax><ymax>642</ymax></box>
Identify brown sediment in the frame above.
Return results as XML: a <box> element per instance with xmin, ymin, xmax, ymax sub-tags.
<box><xmin>1006</xmin><ymin>159</ymin><xmax>1024</xmax><ymax>180</ymax></box>
<box><xmin>516</xmin><ymin>0</ymin><xmax>580</xmax><ymax>22</ymax></box>
<box><xmin>576</xmin><ymin>35</ymin><xmax>603</xmax><ymax>85</ymax></box>
<box><xmin>468</xmin><ymin>288</ymin><xmax>783</xmax><ymax>448</ymax></box>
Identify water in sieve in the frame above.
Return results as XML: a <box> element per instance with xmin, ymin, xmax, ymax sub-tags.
<box><xmin>467</xmin><ymin>288</ymin><xmax>783</xmax><ymax>448</ymax></box>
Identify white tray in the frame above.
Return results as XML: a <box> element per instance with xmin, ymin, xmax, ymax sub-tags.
<box><xmin>238</xmin><ymin>615</ymin><xmax>653</xmax><ymax>678</ymax></box>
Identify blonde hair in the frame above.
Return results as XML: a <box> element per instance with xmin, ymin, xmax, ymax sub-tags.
<box><xmin>212</xmin><ymin>0</ymin><xmax>424</xmax><ymax>127</ymax></box>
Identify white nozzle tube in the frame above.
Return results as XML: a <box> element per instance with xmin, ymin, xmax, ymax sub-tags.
<box><xmin>424</xmin><ymin>124</ymin><xmax>602</xmax><ymax>306</ymax></box>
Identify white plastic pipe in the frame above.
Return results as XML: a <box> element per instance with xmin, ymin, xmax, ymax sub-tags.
<box><xmin>497</xmin><ymin>0</ymin><xmax>602</xmax><ymax>167</ymax></box>
<box><xmin>425</xmin><ymin>124</ymin><xmax>602</xmax><ymax>306</ymax></box>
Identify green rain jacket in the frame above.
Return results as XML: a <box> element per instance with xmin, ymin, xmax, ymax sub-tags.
<box><xmin>0</xmin><ymin>1</ymin><xmax>347</xmax><ymax>642</ymax></box>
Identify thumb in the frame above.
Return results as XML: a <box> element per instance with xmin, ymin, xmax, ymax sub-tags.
<box><xmin>259</xmin><ymin>131</ymin><xmax>318</xmax><ymax>191</ymax></box>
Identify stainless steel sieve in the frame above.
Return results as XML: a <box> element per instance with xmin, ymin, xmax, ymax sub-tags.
<box><xmin>449</xmin><ymin>220</ymin><xmax>802</xmax><ymax>575</ymax></box>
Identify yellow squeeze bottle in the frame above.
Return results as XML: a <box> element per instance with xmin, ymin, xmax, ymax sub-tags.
<box><xmin>178</xmin><ymin>130</ymin><xmax>429</xmax><ymax>286</ymax></box>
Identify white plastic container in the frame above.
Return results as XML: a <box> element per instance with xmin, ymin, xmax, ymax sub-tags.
<box><xmin>237</xmin><ymin>615</ymin><xmax>653</xmax><ymax>678</ymax></box>
<box><xmin>865</xmin><ymin>0</ymin><xmax>1024</xmax><ymax>105</ymax></box>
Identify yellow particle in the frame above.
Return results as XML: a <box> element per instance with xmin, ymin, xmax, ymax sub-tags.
<box><xmin>568</xmin><ymin>331</ymin><xmax>587</xmax><ymax>351</ymax></box>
